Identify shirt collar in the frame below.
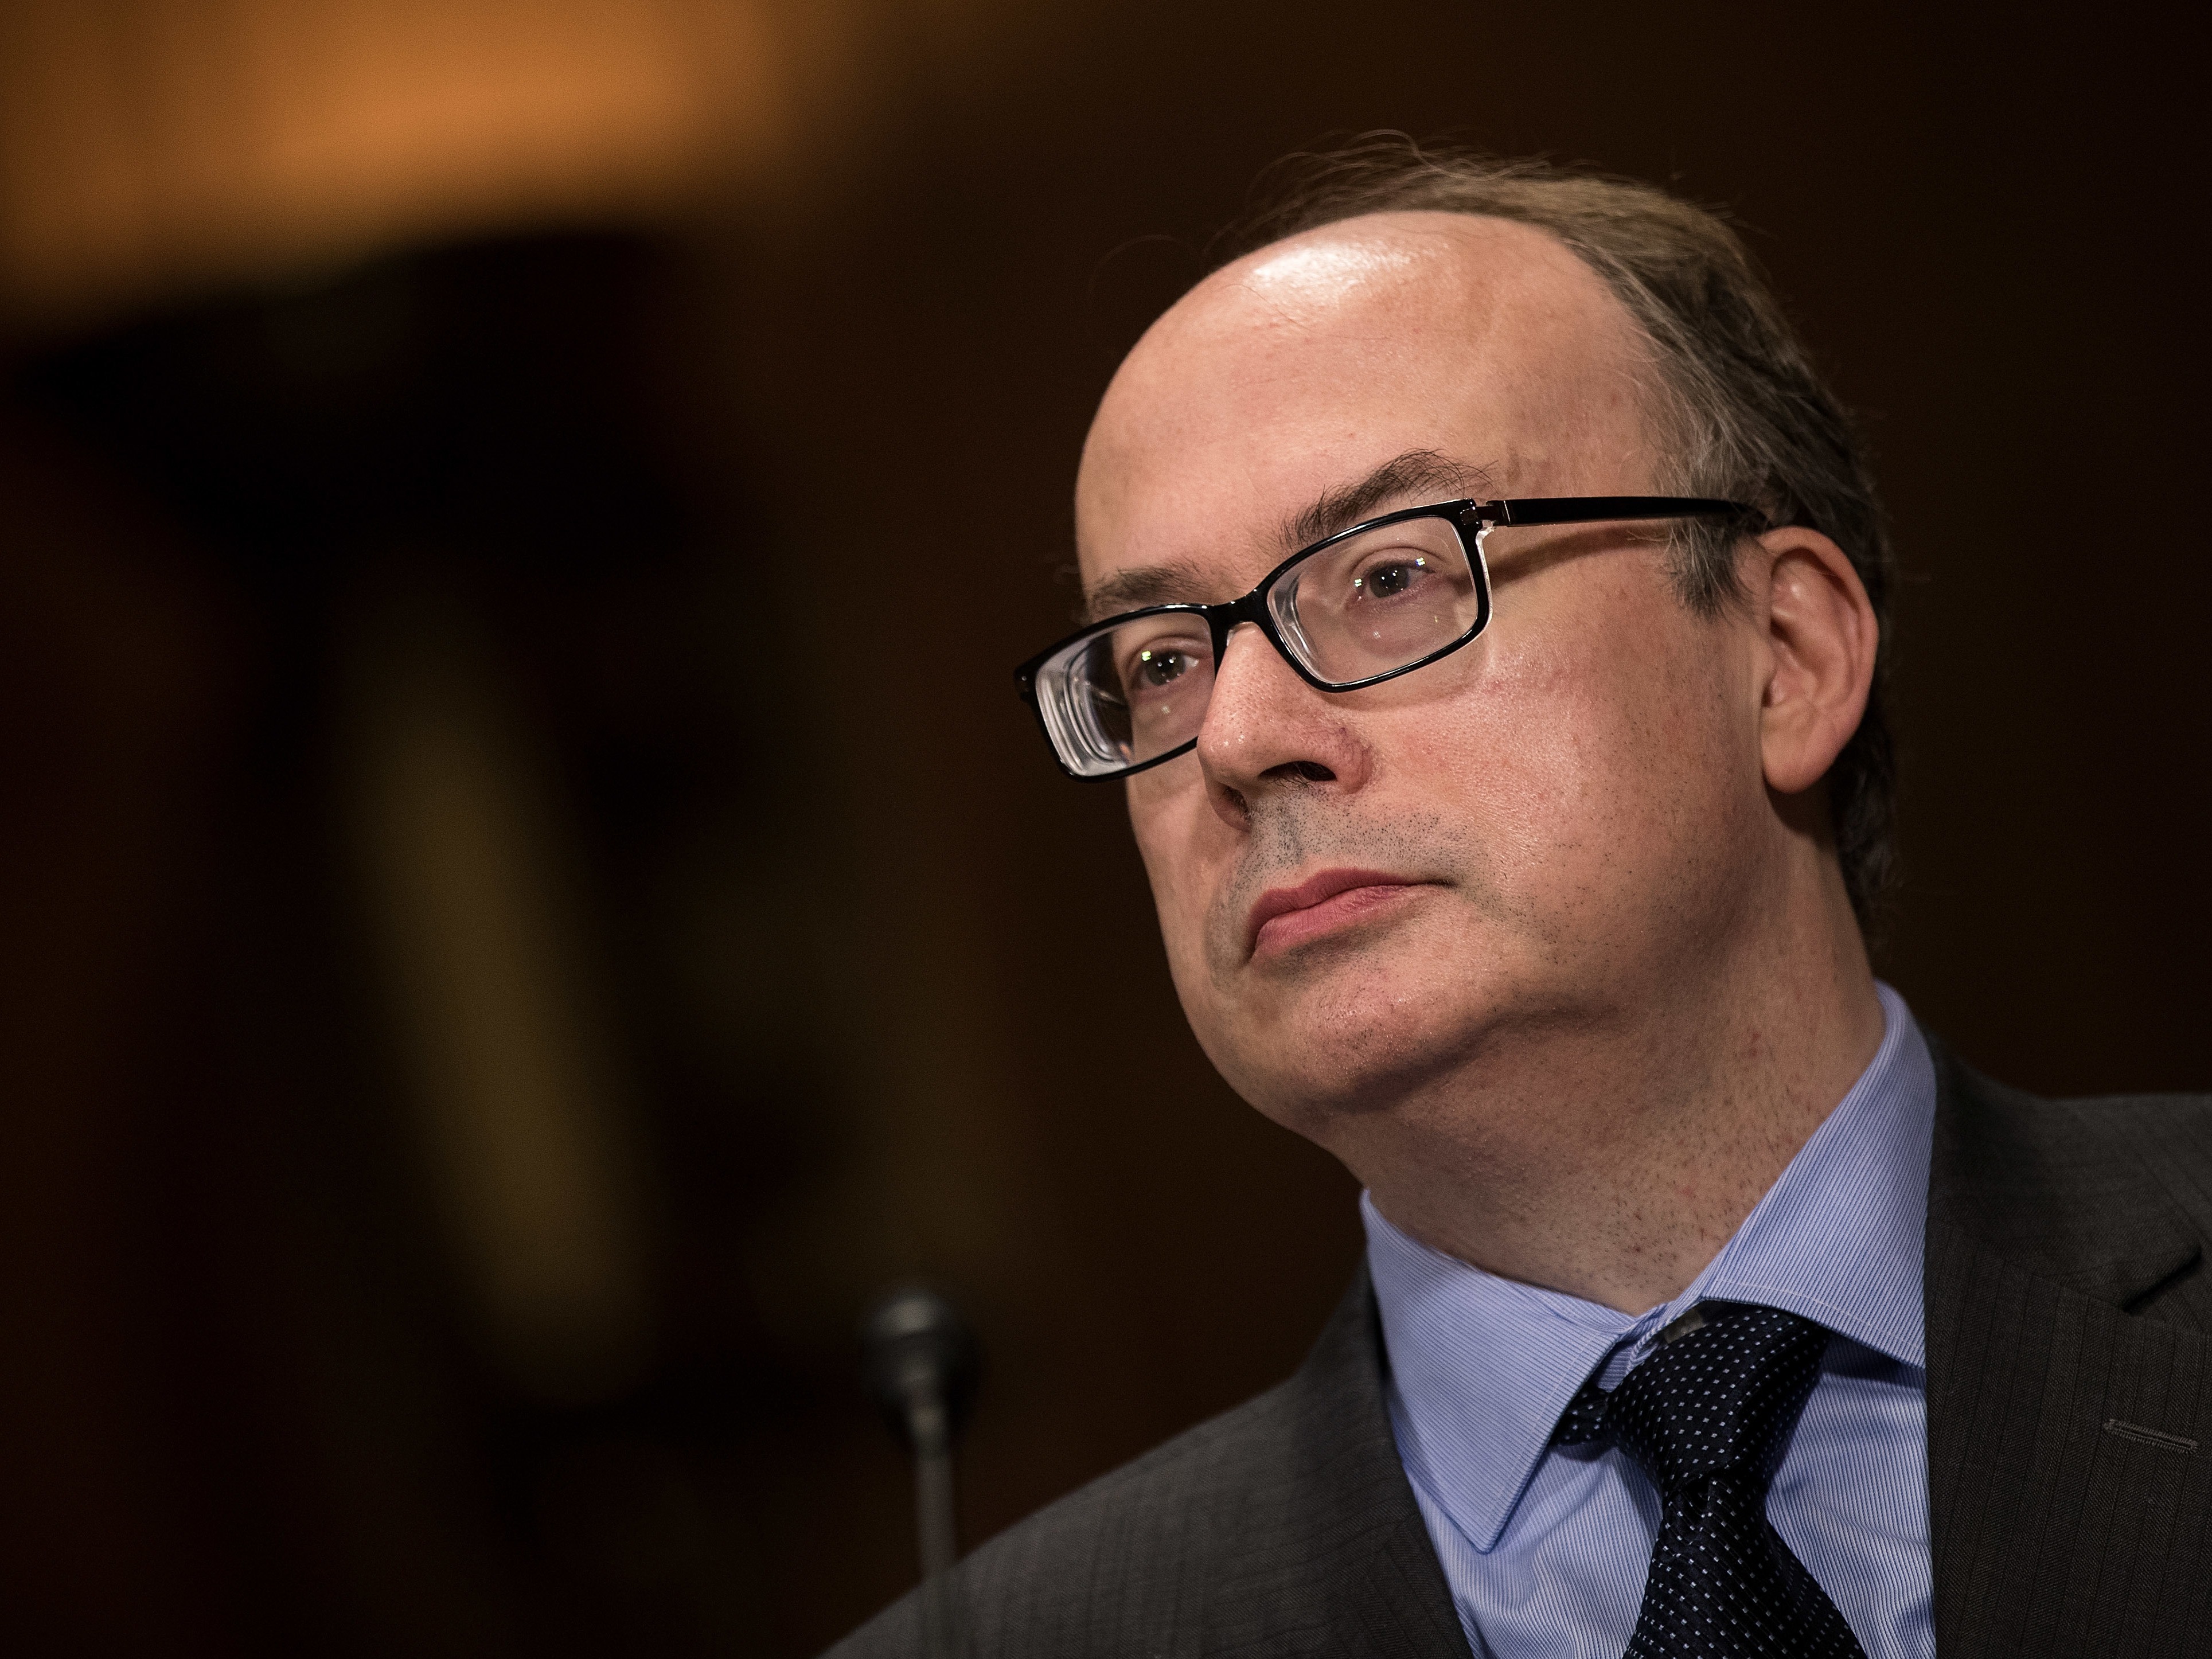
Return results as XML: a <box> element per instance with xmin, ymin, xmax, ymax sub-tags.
<box><xmin>1363</xmin><ymin>982</ymin><xmax>1936</xmax><ymax>1553</ymax></box>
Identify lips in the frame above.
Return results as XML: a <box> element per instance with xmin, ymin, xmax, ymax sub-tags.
<box><xmin>1245</xmin><ymin>867</ymin><xmax>1429</xmax><ymax>959</ymax></box>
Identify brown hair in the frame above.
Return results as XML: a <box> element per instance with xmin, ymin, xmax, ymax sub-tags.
<box><xmin>1216</xmin><ymin>139</ymin><xmax>1898</xmax><ymax>923</ymax></box>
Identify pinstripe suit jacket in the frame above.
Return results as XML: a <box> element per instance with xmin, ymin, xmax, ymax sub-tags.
<box><xmin>825</xmin><ymin>1046</ymin><xmax>2212</xmax><ymax>1657</ymax></box>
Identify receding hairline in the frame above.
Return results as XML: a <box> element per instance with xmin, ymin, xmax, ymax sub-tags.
<box><xmin>1141</xmin><ymin>207</ymin><xmax>1628</xmax><ymax>358</ymax></box>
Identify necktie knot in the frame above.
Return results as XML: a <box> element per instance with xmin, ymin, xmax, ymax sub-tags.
<box><xmin>1556</xmin><ymin>1303</ymin><xmax>1831</xmax><ymax>1494</ymax></box>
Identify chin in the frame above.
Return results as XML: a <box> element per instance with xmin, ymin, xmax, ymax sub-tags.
<box><xmin>1205</xmin><ymin>962</ymin><xmax>1491</xmax><ymax>1129</ymax></box>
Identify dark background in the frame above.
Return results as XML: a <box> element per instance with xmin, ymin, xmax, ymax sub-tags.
<box><xmin>1</xmin><ymin>2</ymin><xmax>2204</xmax><ymax>1653</ymax></box>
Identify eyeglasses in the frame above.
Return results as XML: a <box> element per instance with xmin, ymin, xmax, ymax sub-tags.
<box><xmin>1016</xmin><ymin>495</ymin><xmax>1753</xmax><ymax>780</ymax></box>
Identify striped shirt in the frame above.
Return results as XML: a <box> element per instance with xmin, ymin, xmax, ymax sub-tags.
<box><xmin>1364</xmin><ymin>982</ymin><xmax>1936</xmax><ymax>1659</ymax></box>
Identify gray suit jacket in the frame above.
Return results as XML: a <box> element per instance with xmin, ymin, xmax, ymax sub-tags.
<box><xmin>827</xmin><ymin>1048</ymin><xmax>2212</xmax><ymax>1656</ymax></box>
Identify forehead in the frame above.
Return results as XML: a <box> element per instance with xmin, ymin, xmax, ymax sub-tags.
<box><xmin>1074</xmin><ymin>212</ymin><xmax>1652</xmax><ymax>592</ymax></box>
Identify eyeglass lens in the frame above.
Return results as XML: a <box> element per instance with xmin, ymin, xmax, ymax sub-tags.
<box><xmin>1034</xmin><ymin>513</ymin><xmax>1484</xmax><ymax>778</ymax></box>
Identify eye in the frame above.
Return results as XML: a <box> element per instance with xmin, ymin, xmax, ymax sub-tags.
<box><xmin>1127</xmin><ymin>645</ymin><xmax>1197</xmax><ymax>690</ymax></box>
<box><xmin>1349</xmin><ymin>555</ymin><xmax>1433</xmax><ymax>601</ymax></box>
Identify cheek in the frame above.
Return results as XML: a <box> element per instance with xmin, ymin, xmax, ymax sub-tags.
<box><xmin>1126</xmin><ymin>770</ymin><xmax>1219</xmax><ymax>976</ymax></box>
<box><xmin>1415</xmin><ymin>603</ymin><xmax>1742</xmax><ymax>899</ymax></box>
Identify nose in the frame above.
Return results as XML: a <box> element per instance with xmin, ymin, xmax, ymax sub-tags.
<box><xmin>1193</xmin><ymin>622</ymin><xmax>1372</xmax><ymax>828</ymax></box>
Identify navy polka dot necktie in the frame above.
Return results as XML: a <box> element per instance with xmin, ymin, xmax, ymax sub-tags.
<box><xmin>1551</xmin><ymin>1303</ymin><xmax>1867</xmax><ymax>1658</ymax></box>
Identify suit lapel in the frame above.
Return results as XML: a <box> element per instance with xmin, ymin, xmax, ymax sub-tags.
<box><xmin>1206</xmin><ymin>1269</ymin><xmax>1473</xmax><ymax>1659</ymax></box>
<box><xmin>1925</xmin><ymin>1049</ymin><xmax>2212</xmax><ymax>1656</ymax></box>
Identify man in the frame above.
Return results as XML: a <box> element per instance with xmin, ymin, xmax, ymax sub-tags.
<box><xmin>828</xmin><ymin>148</ymin><xmax>2212</xmax><ymax>1657</ymax></box>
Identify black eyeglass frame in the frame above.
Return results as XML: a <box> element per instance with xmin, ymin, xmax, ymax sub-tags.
<box><xmin>1015</xmin><ymin>495</ymin><xmax>1757</xmax><ymax>782</ymax></box>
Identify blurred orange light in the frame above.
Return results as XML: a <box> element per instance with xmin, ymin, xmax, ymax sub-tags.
<box><xmin>0</xmin><ymin>0</ymin><xmax>1021</xmax><ymax>331</ymax></box>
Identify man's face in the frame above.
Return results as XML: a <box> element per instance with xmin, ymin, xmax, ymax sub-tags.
<box><xmin>1075</xmin><ymin>213</ymin><xmax>1776</xmax><ymax>1145</ymax></box>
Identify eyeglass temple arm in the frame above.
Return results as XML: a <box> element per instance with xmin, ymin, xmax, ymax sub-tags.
<box><xmin>1488</xmin><ymin>495</ymin><xmax>1753</xmax><ymax>526</ymax></box>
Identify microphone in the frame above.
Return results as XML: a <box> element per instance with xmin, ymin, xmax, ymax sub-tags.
<box><xmin>861</xmin><ymin>1287</ymin><xmax>980</xmax><ymax>1659</ymax></box>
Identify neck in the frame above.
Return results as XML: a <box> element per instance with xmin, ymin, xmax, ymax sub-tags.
<box><xmin>1341</xmin><ymin>864</ymin><xmax>1883</xmax><ymax>1314</ymax></box>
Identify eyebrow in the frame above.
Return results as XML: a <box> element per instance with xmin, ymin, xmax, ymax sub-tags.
<box><xmin>1282</xmin><ymin>448</ymin><xmax>1492</xmax><ymax>549</ymax></box>
<box><xmin>1081</xmin><ymin>557</ymin><xmax>1215</xmax><ymax>622</ymax></box>
<box><xmin>1081</xmin><ymin>448</ymin><xmax>1495</xmax><ymax>623</ymax></box>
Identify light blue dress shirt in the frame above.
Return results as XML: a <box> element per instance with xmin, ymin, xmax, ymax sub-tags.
<box><xmin>1363</xmin><ymin>982</ymin><xmax>1936</xmax><ymax>1659</ymax></box>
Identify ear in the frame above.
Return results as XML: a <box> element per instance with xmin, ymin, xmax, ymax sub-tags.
<box><xmin>1747</xmin><ymin>526</ymin><xmax>1879</xmax><ymax>797</ymax></box>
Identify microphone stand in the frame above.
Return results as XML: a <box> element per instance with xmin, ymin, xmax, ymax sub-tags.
<box><xmin>863</xmin><ymin>1289</ymin><xmax>979</xmax><ymax>1659</ymax></box>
